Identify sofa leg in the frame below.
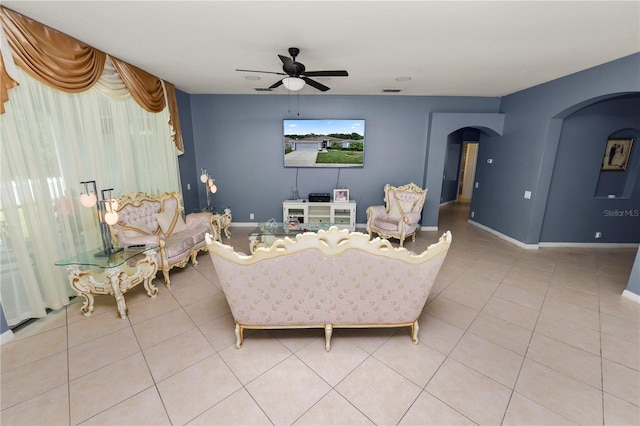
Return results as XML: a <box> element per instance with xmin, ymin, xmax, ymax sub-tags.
<box><xmin>411</xmin><ymin>320</ymin><xmax>419</xmax><ymax>344</ymax></box>
<box><xmin>324</xmin><ymin>324</ymin><xmax>333</xmax><ymax>352</ymax></box>
<box><xmin>191</xmin><ymin>252</ymin><xmax>199</xmax><ymax>267</ymax></box>
<box><xmin>235</xmin><ymin>323</ymin><xmax>244</xmax><ymax>349</ymax></box>
<box><xmin>162</xmin><ymin>269</ymin><xmax>171</xmax><ymax>288</ymax></box>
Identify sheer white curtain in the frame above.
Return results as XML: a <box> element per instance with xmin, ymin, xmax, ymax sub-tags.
<box><xmin>0</xmin><ymin>67</ymin><xmax>181</xmax><ymax>326</ymax></box>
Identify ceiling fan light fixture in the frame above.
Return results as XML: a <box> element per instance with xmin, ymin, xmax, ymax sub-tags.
<box><xmin>282</xmin><ymin>77</ymin><xmax>305</xmax><ymax>91</ymax></box>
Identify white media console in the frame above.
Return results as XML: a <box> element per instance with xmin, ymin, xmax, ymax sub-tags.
<box><xmin>283</xmin><ymin>199</ymin><xmax>356</xmax><ymax>231</ymax></box>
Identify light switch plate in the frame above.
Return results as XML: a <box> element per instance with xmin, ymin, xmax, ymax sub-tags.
<box><xmin>524</xmin><ymin>191</ymin><xmax>532</xmax><ymax>199</ymax></box>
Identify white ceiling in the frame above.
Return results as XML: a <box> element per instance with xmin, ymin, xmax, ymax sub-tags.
<box><xmin>3</xmin><ymin>1</ymin><xmax>639</xmax><ymax>97</ymax></box>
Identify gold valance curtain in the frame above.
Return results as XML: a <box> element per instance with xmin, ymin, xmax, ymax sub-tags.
<box><xmin>163</xmin><ymin>81</ymin><xmax>185</xmax><ymax>153</ymax></box>
<box><xmin>0</xmin><ymin>6</ymin><xmax>184</xmax><ymax>152</ymax></box>
<box><xmin>0</xmin><ymin>53</ymin><xmax>19</xmax><ymax>114</ymax></box>
<box><xmin>111</xmin><ymin>57</ymin><xmax>164</xmax><ymax>113</ymax></box>
<box><xmin>0</xmin><ymin>7</ymin><xmax>106</xmax><ymax>93</ymax></box>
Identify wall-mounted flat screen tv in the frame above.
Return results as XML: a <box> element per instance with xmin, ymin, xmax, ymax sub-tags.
<box><xmin>283</xmin><ymin>119</ymin><xmax>365</xmax><ymax>168</ymax></box>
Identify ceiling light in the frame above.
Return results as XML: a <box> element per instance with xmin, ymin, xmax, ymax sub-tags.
<box><xmin>245</xmin><ymin>75</ymin><xmax>261</xmax><ymax>81</ymax></box>
<box><xmin>282</xmin><ymin>77</ymin><xmax>305</xmax><ymax>91</ymax></box>
<box><xmin>395</xmin><ymin>76</ymin><xmax>412</xmax><ymax>82</ymax></box>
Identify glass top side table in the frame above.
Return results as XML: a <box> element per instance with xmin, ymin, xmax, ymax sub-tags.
<box><xmin>55</xmin><ymin>245</ymin><xmax>159</xmax><ymax>319</ymax></box>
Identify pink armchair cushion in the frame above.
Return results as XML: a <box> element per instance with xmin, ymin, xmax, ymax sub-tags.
<box><xmin>387</xmin><ymin>189</ymin><xmax>421</xmax><ymax>220</ymax></box>
<box><xmin>117</xmin><ymin>200</ymin><xmax>161</xmax><ymax>238</ymax></box>
<box><xmin>186</xmin><ymin>212</ymin><xmax>213</xmax><ymax>229</ymax></box>
<box><xmin>374</xmin><ymin>218</ymin><xmax>402</xmax><ymax>231</ymax></box>
<box><xmin>164</xmin><ymin>233</ymin><xmax>196</xmax><ymax>260</ymax></box>
<box><xmin>155</xmin><ymin>209</ymin><xmax>189</xmax><ymax>236</ymax></box>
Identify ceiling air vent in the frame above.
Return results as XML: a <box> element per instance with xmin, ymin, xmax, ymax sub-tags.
<box><xmin>254</xmin><ymin>88</ymin><xmax>273</xmax><ymax>92</ymax></box>
<box><xmin>382</xmin><ymin>89</ymin><xmax>402</xmax><ymax>93</ymax></box>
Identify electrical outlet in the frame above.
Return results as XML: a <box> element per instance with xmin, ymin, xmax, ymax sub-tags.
<box><xmin>475</xmin><ymin>182</ymin><xmax>479</xmax><ymax>189</ymax></box>
<box><xmin>250</xmin><ymin>213</ymin><xmax>254</xmax><ymax>220</ymax></box>
<box><xmin>186</xmin><ymin>183</ymin><xmax>191</xmax><ymax>190</ymax></box>
<box><xmin>471</xmin><ymin>211</ymin><xmax>475</xmax><ymax>218</ymax></box>
<box><xmin>524</xmin><ymin>191</ymin><xmax>532</xmax><ymax>199</ymax></box>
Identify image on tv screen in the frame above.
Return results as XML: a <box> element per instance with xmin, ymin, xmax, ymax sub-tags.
<box><xmin>283</xmin><ymin>119</ymin><xmax>365</xmax><ymax>168</ymax></box>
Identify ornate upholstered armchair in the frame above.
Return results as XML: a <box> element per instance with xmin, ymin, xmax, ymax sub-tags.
<box><xmin>366</xmin><ymin>183</ymin><xmax>427</xmax><ymax>246</ymax></box>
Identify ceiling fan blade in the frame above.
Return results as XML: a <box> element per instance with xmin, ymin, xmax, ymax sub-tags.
<box><xmin>302</xmin><ymin>77</ymin><xmax>330</xmax><ymax>92</ymax></box>
<box><xmin>304</xmin><ymin>70</ymin><xmax>349</xmax><ymax>77</ymax></box>
<box><xmin>269</xmin><ymin>79</ymin><xmax>284</xmax><ymax>89</ymax></box>
<box><xmin>236</xmin><ymin>69</ymin><xmax>286</xmax><ymax>75</ymax></box>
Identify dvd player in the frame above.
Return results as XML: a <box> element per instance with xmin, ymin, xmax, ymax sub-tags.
<box><xmin>308</xmin><ymin>193</ymin><xmax>330</xmax><ymax>202</ymax></box>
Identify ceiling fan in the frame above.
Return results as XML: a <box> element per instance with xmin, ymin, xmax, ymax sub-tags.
<box><xmin>236</xmin><ymin>47</ymin><xmax>348</xmax><ymax>92</ymax></box>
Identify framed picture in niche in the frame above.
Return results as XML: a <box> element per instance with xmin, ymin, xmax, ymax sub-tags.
<box><xmin>601</xmin><ymin>138</ymin><xmax>633</xmax><ymax>171</ymax></box>
<box><xmin>333</xmin><ymin>189</ymin><xmax>349</xmax><ymax>202</ymax></box>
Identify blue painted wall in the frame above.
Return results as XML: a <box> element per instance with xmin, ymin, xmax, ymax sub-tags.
<box><xmin>470</xmin><ymin>53</ymin><xmax>640</xmax><ymax>244</ymax></box>
<box><xmin>540</xmin><ymin>96</ymin><xmax>640</xmax><ymax>243</ymax></box>
<box><xmin>628</xmin><ymin>249</ymin><xmax>640</xmax><ymax>295</ymax></box>
<box><xmin>176</xmin><ymin>89</ymin><xmax>199</xmax><ymax>213</ymax></box>
<box><xmin>0</xmin><ymin>303</ymin><xmax>8</xmax><ymax>336</ymax></box>
<box><xmin>177</xmin><ymin>53</ymin><xmax>640</xmax><ymax>244</ymax></box>
<box><xmin>178</xmin><ymin>94</ymin><xmax>500</xmax><ymax>223</ymax></box>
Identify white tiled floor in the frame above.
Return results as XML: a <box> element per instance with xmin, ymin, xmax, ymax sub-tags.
<box><xmin>2</xmin><ymin>203</ymin><xmax>639</xmax><ymax>425</ymax></box>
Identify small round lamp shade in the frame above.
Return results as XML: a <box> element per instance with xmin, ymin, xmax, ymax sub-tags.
<box><xmin>104</xmin><ymin>211</ymin><xmax>118</xmax><ymax>225</ymax></box>
<box><xmin>80</xmin><ymin>192</ymin><xmax>97</xmax><ymax>208</ymax></box>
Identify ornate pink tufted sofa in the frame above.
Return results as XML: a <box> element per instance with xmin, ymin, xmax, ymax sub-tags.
<box><xmin>206</xmin><ymin>226</ymin><xmax>451</xmax><ymax>351</ymax></box>
<box><xmin>112</xmin><ymin>192</ymin><xmax>213</xmax><ymax>286</ymax></box>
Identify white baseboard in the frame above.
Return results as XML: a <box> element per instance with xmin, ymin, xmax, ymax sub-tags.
<box><xmin>230</xmin><ymin>222</ymin><xmax>258</xmax><ymax>227</ymax></box>
<box><xmin>539</xmin><ymin>242</ymin><xmax>639</xmax><ymax>248</ymax></box>
<box><xmin>0</xmin><ymin>329</ymin><xmax>15</xmax><ymax>345</ymax></box>
<box><xmin>468</xmin><ymin>220</ymin><xmax>540</xmax><ymax>250</ymax></box>
<box><xmin>622</xmin><ymin>290</ymin><xmax>640</xmax><ymax>304</ymax></box>
<box><xmin>468</xmin><ymin>220</ymin><xmax>640</xmax><ymax>250</ymax></box>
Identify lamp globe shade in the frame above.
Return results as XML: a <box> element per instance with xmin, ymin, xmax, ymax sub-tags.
<box><xmin>80</xmin><ymin>192</ymin><xmax>97</xmax><ymax>208</ymax></box>
<box><xmin>104</xmin><ymin>211</ymin><xmax>118</xmax><ymax>225</ymax></box>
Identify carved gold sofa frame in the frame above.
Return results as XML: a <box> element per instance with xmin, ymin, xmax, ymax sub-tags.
<box><xmin>206</xmin><ymin>226</ymin><xmax>451</xmax><ymax>351</ymax></box>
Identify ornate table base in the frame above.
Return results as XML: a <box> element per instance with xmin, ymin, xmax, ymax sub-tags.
<box><xmin>210</xmin><ymin>212</ymin><xmax>232</xmax><ymax>242</ymax></box>
<box><xmin>65</xmin><ymin>250</ymin><xmax>158</xmax><ymax>319</ymax></box>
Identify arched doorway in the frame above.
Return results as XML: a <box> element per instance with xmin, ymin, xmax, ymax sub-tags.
<box><xmin>424</xmin><ymin>113</ymin><xmax>505</xmax><ymax>230</ymax></box>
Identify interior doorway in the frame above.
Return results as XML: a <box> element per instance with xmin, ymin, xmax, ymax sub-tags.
<box><xmin>440</xmin><ymin>128</ymin><xmax>480</xmax><ymax>205</ymax></box>
<box><xmin>458</xmin><ymin>142</ymin><xmax>478</xmax><ymax>203</ymax></box>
